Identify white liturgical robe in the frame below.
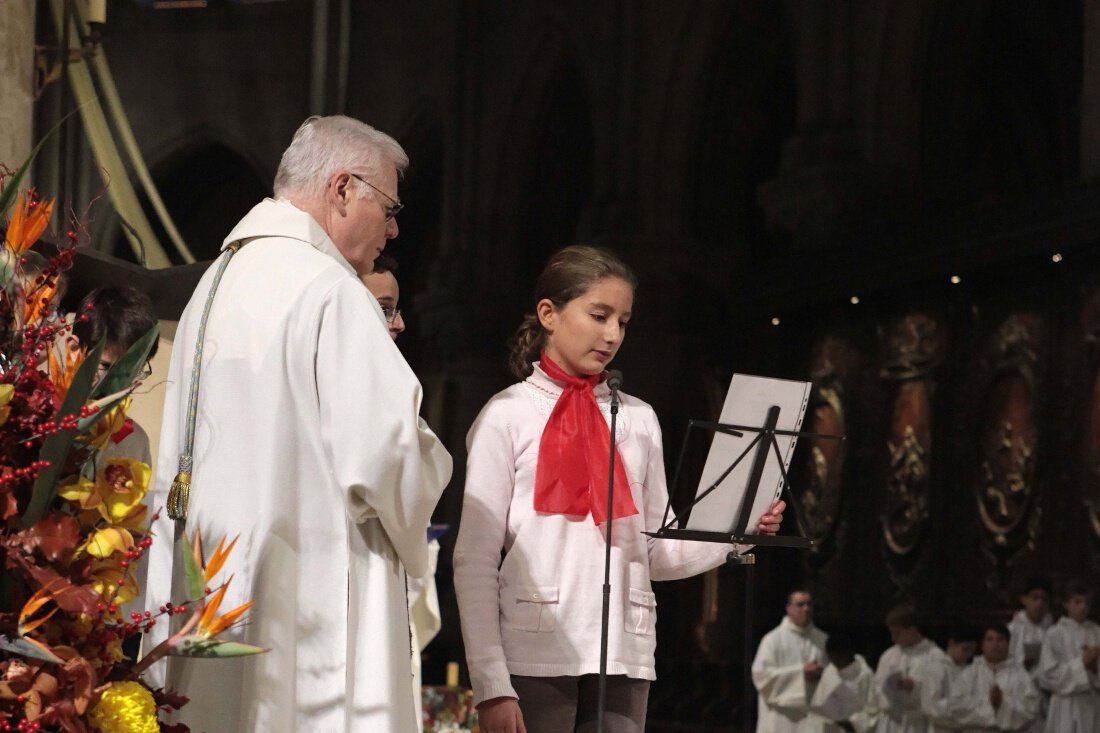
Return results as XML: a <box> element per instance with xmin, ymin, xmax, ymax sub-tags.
<box><xmin>1007</xmin><ymin>610</ymin><xmax>1051</xmax><ymax>678</ymax></box>
<box><xmin>144</xmin><ymin>199</ymin><xmax>452</xmax><ymax>732</ymax></box>
<box><xmin>809</xmin><ymin>654</ymin><xmax>878</xmax><ymax>732</ymax></box>
<box><xmin>752</xmin><ymin>616</ymin><xmax>829</xmax><ymax>732</ymax></box>
<box><xmin>874</xmin><ymin>638</ymin><xmax>950</xmax><ymax>733</ymax></box>
<box><xmin>1035</xmin><ymin>616</ymin><xmax>1100</xmax><ymax>733</ymax></box>
<box><xmin>942</xmin><ymin>658</ymin><xmax>1040</xmax><ymax>732</ymax></box>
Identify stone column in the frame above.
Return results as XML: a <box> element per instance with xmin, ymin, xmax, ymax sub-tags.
<box><xmin>0</xmin><ymin>0</ymin><xmax>36</xmax><ymax>170</ymax></box>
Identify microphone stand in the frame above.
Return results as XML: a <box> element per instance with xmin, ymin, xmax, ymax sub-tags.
<box><xmin>596</xmin><ymin>371</ymin><xmax>622</xmax><ymax>733</ymax></box>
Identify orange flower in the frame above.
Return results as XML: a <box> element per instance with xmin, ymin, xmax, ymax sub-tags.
<box><xmin>23</xmin><ymin>274</ymin><xmax>59</xmax><ymax>326</ymax></box>
<box><xmin>196</xmin><ymin>582</ymin><xmax>254</xmax><ymax>639</ymax></box>
<box><xmin>47</xmin><ymin>341</ymin><xmax>84</xmax><ymax>400</ymax></box>
<box><xmin>4</xmin><ymin>190</ymin><xmax>55</xmax><ymax>254</ymax></box>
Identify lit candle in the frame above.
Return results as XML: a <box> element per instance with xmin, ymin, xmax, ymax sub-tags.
<box><xmin>446</xmin><ymin>661</ymin><xmax>459</xmax><ymax>687</ymax></box>
<box><xmin>87</xmin><ymin>0</ymin><xmax>107</xmax><ymax>24</ymax></box>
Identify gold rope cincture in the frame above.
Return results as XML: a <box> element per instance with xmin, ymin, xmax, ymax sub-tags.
<box><xmin>166</xmin><ymin>241</ymin><xmax>246</xmax><ymax>521</ymax></box>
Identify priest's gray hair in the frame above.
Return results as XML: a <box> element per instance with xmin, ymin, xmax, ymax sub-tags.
<box><xmin>273</xmin><ymin>115</ymin><xmax>409</xmax><ymax>201</ymax></box>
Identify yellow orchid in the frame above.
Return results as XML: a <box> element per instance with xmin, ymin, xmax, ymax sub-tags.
<box><xmin>79</xmin><ymin>397</ymin><xmax>133</xmax><ymax>451</ymax></box>
<box><xmin>96</xmin><ymin>459</ymin><xmax>150</xmax><ymax>524</ymax></box>
<box><xmin>58</xmin><ymin>459</ymin><xmax>151</xmax><ymax>558</ymax></box>
<box><xmin>89</xmin><ymin>560</ymin><xmax>138</xmax><ymax>607</ymax></box>
<box><xmin>0</xmin><ymin>383</ymin><xmax>12</xmax><ymax>428</ymax></box>
<box><xmin>4</xmin><ymin>190</ymin><xmax>56</xmax><ymax>254</ymax></box>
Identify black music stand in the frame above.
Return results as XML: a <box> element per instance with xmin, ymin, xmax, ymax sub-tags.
<box><xmin>645</xmin><ymin>403</ymin><xmax>843</xmax><ymax>733</ymax></box>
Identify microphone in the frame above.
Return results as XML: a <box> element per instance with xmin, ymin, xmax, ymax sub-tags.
<box><xmin>606</xmin><ymin>370</ymin><xmax>623</xmax><ymax>392</ymax></box>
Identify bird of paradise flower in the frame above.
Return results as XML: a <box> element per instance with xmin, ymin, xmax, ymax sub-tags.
<box><xmin>133</xmin><ymin>529</ymin><xmax>267</xmax><ymax>673</ymax></box>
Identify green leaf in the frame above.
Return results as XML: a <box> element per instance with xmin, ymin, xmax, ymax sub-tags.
<box><xmin>170</xmin><ymin>636</ymin><xmax>269</xmax><ymax>658</ymax></box>
<box><xmin>179</xmin><ymin>530</ymin><xmax>205</xmax><ymax>602</ymax></box>
<box><xmin>21</xmin><ymin>339</ymin><xmax>104</xmax><ymax>526</ymax></box>
<box><xmin>0</xmin><ymin>113</ymin><xmax>74</xmax><ymax>219</ymax></box>
<box><xmin>90</xmin><ymin>323</ymin><xmax>159</xmax><ymax>400</ymax></box>
<box><xmin>0</xmin><ymin>635</ymin><xmax>65</xmax><ymax>665</ymax></box>
<box><xmin>75</xmin><ymin>387</ymin><xmax>132</xmax><ymax>433</ymax></box>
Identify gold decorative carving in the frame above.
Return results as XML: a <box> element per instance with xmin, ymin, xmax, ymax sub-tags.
<box><xmin>978</xmin><ymin>420</ymin><xmax>1035</xmax><ymax>543</ymax></box>
<box><xmin>975</xmin><ymin>315</ymin><xmax>1042</xmax><ymax>594</ymax></box>
<box><xmin>883</xmin><ymin>424</ymin><xmax>929</xmax><ymax>555</ymax></box>
<box><xmin>879</xmin><ymin>314</ymin><xmax>941</xmax><ymax>567</ymax></box>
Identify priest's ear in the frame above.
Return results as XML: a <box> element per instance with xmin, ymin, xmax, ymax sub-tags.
<box><xmin>536</xmin><ymin>298</ymin><xmax>558</xmax><ymax>332</ymax></box>
<box><xmin>328</xmin><ymin>172</ymin><xmax>354</xmax><ymax>214</ymax></box>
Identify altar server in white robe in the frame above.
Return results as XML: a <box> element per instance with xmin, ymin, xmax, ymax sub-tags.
<box><xmin>1035</xmin><ymin>581</ymin><xmax>1100</xmax><ymax>733</ymax></box>
<box><xmin>144</xmin><ymin>115</ymin><xmax>453</xmax><ymax>732</ymax></box>
<box><xmin>942</xmin><ymin>625</ymin><xmax>1040</xmax><ymax>732</ymax></box>
<box><xmin>1007</xmin><ymin>579</ymin><xmax>1052</xmax><ymax>676</ymax></box>
<box><xmin>923</xmin><ymin>628</ymin><xmax>979</xmax><ymax>732</ymax></box>
<box><xmin>874</xmin><ymin>605</ymin><xmax>950</xmax><ymax>733</ymax></box>
<box><xmin>752</xmin><ymin>589</ymin><xmax>829</xmax><ymax>732</ymax></box>
<box><xmin>1007</xmin><ymin>579</ymin><xmax>1053</xmax><ymax>729</ymax></box>
<box><xmin>810</xmin><ymin>632</ymin><xmax>878</xmax><ymax>732</ymax></box>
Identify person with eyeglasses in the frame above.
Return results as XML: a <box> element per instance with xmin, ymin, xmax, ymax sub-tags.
<box><xmin>143</xmin><ymin>115</ymin><xmax>452</xmax><ymax>733</ymax></box>
<box><xmin>68</xmin><ymin>285</ymin><xmax>159</xmax><ymax>466</ymax></box>
<box><xmin>752</xmin><ymin>589</ymin><xmax>829</xmax><ymax>732</ymax></box>
<box><xmin>360</xmin><ymin>252</ymin><xmax>443</xmax><ymax>729</ymax></box>
<box><xmin>361</xmin><ymin>253</ymin><xmax>405</xmax><ymax>340</ymax></box>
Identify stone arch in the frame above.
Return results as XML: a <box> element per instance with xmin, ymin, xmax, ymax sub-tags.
<box><xmin>107</xmin><ymin>131</ymin><xmax>268</xmax><ymax>264</ymax></box>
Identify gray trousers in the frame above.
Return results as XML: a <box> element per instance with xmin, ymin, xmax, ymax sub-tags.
<box><xmin>511</xmin><ymin>674</ymin><xmax>650</xmax><ymax>733</ymax></box>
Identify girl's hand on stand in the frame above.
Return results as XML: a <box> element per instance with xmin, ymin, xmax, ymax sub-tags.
<box><xmin>756</xmin><ymin>499</ymin><xmax>785</xmax><ymax>535</ymax></box>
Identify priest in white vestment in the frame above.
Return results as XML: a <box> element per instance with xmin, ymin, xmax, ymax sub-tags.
<box><xmin>752</xmin><ymin>589</ymin><xmax>829</xmax><ymax>732</ymax></box>
<box><xmin>1035</xmin><ymin>584</ymin><xmax>1100</xmax><ymax>733</ymax></box>
<box><xmin>941</xmin><ymin>625</ymin><xmax>1040</xmax><ymax>732</ymax></box>
<box><xmin>809</xmin><ymin>633</ymin><xmax>878</xmax><ymax>732</ymax></box>
<box><xmin>874</xmin><ymin>605</ymin><xmax>950</xmax><ymax>733</ymax></box>
<box><xmin>144</xmin><ymin>116</ymin><xmax>453</xmax><ymax>732</ymax></box>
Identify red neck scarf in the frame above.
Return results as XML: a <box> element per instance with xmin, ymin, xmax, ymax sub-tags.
<box><xmin>533</xmin><ymin>353</ymin><xmax>638</xmax><ymax>524</ymax></box>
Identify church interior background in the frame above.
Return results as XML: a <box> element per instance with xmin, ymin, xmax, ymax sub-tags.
<box><xmin>6</xmin><ymin>0</ymin><xmax>1100</xmax><ymax>729</ymax></box>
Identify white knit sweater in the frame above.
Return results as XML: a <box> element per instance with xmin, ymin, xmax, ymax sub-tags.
<box><xmin>454</xmin><ymin>363</ymin><xmax>735</xmax><ymax>706</ymax></box>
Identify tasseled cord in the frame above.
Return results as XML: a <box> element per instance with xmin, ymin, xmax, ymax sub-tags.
<box><xmin>166</xmin><ymin>241</ymin><xmax>244</xmax><ymax>521</ymax></box>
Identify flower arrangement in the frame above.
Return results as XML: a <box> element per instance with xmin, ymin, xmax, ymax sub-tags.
<box><xmin>0</xmin><ymin>158</ymin><xmax>264</xmax><ymax>732</ymax></box>
<box><xmin>421</xmin><ymin>686</ymin><xmax>478</xmax><ymax>733</ymax></box>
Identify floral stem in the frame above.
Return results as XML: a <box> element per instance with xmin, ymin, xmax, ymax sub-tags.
<box><xmin>131</xmin><ymin>603</ymin><xmax>203</xmax><ymax>677</ymax></box>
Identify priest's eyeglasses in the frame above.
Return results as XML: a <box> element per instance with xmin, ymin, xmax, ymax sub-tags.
<box><xmin>380</xmin><ymin>305</ymin><xmax>402</xmax><ymax>324</ymax></box>
<box><xmin>351</xmin><ymin>174</ymin><xmax>404</xmax><ymax>221</ymax></box>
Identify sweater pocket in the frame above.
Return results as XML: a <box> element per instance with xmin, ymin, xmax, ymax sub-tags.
<box><xmin>508</xmin><ymin>585</ymin><xmax>559</xmax><ymax>633</ymax></box>
<box><xmin>625</xmin><ymin>588</ymin><xmax>657</xmax><ymax>636</ymax></box>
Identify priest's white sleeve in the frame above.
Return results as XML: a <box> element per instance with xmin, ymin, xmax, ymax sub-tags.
<box><xmin>453</xmin><ymin>399</ymin><xmax>519</xmax><ymax>706</ymax></box>
<box><xmin>315</xmin><ymin>279</ymin><xmax>452</xmax><ymax>579</ymax></box>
